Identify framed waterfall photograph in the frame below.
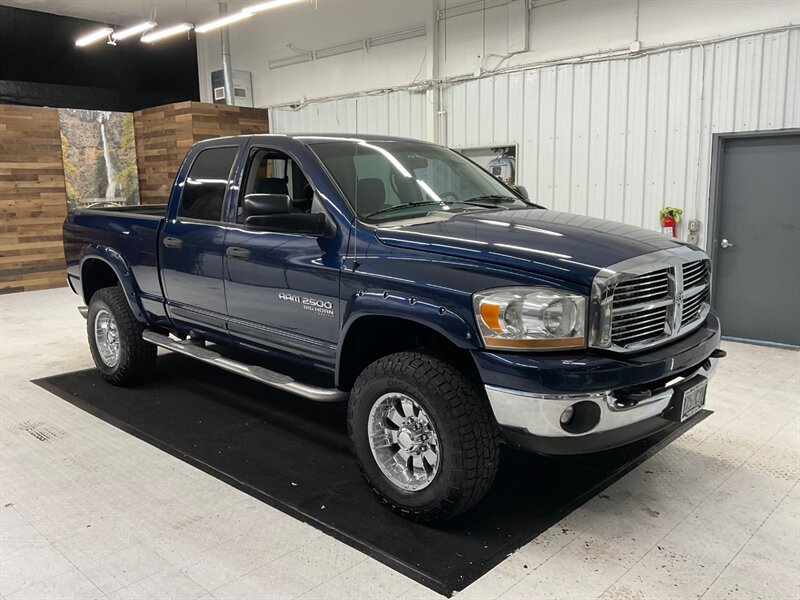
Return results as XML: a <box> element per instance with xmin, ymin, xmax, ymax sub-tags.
<box><xmin>57</xmin><ymin>109</ymin><xmax>140</xmax><ymax>209</ymax></box>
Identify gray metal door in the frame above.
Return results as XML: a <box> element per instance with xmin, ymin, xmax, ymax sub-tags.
<box><xmin>713</xmin><ymin>134</ymin><xmax>800</xmax><ymax>346</ymax></box>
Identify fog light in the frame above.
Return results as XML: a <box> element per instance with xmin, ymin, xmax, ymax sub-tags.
<box><xmin>560</xmin><ymin>400</ymin><xmax>602</xmax><ymax>434</ymax></box>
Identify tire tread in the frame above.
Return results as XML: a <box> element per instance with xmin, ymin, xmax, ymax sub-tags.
<box><xmin>88</xmin><ymin>287</ymin><xmax>156</xmax><ymax>386</ymax></box>
<box><xmin>348</xmin><ymin>351</ymin><xmax>500</xmax><ymax>522</ymax></box>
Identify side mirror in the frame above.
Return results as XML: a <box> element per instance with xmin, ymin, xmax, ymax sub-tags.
<box><xmin>512</xmin><ymin>185</ymin><xmax>529</xmax><ymax>200</ymax></box>
<box><xmin>243</xmin><ymin>193</ymin><xmax>292</xmax><ymax>219</ymax></box>
<box><xmin>245</xmin><ymin>212</ymin><xmax>335</xmax><ymax>238</ymax></box>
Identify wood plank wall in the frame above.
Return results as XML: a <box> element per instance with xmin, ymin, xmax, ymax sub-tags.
<box><xmin>132</xmin><ymin>101</ymin><xmax>195</xmax><ymax>206</ymax></box>
<box><xmin>0</xmin><ymin>105</ymin><xmax>68</xmax><ymax>293</ymax></box>
<box><xmin>0</xmin><ymin>101</ymin><xmax>268</xmax><ymax>293</ymax></box>
<box><xmin>134</xmin><ymin>102</ymin><xmax>269</xmax><ymax>205</ymax></box>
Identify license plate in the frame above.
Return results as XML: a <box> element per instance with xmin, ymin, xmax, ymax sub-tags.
<box><xmin>680</xmin><ymin>380</ymin><xmax>708</xmax><ymax>421</ymax></box>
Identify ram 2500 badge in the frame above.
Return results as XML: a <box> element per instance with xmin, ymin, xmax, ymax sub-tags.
<box><xmin>63</xmin><ymin>134</ymin><xmax>724</xmax><ymax>522</ymax></box>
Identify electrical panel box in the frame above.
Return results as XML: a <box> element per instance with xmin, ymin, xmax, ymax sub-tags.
<box><xmin>687</xmin><ymin>219</ymin><xmax>700</xmax><ymax>245</ymax></box>
<box><xmin>457</xmin><ymin>145</ymin><xmax>518</xmax><ymax>186</ymax></box>
<box><xmin>211</xmin><ymin>69</ymin><xmax>254</xmax><ymax>107</ymax></box>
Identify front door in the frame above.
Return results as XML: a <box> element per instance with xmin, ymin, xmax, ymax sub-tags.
<box><xmin>223</xmin><ymin>147</ymin><xmax>342</xmax><ymax>363</ymax></box>
<box><xmin>160</xmin><ymin>145</ymin><xmax>240</xmax><ymax>334</ymax></box>
<box><xmin>712</xmin><ymin>134</ymin><xmax>800</xmax><ymax>346</ymax></box>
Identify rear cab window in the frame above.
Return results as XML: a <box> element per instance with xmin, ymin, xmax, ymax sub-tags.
<box><xmin>178</xmin><ymin>146</ymin><xmax>239</xmax><ymax>221</ymax></box>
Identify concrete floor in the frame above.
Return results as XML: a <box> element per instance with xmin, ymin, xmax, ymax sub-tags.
<box><xmin>1</xmin><ymin>287</ymin><xmax>798</xmax><ymax>600</ymax></box>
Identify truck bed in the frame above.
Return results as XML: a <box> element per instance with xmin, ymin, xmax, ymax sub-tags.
<box><xmin>73</xmin><ymin>204</ymin><xmax>168</xmax><ymax>218</ymax></box>
<box><xmin>63</xmin><ymin>204</ymin><xmax>167</xmax><ymax>307</ymax></box>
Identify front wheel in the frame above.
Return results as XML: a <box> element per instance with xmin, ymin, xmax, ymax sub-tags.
<box><xmin>348</xmin><ymin>352</ymin><xmax>500</xmax><ymax>522</ymax></box>
<box><xmin>87</xmin><ymin>286</ymin><xmax>156</xmax><ymax>386</ymax></box>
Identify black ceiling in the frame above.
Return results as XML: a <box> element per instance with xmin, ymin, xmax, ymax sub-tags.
<box><xmin>0</xmin><ymin>5</ymin><xmax>200</xmax><ymax>111</ymax></box>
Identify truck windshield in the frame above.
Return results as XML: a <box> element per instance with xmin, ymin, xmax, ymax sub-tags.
<box><xmin>306</xmin><ymin>139</ymin><xmax>532</xmax><ymax>224</ymax></box>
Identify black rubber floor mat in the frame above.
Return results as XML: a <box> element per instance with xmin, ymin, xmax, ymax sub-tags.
<box><xmin>35</xmin><ymin>354</ymin><xmax>709</xmax><ymax>596</ymax></box>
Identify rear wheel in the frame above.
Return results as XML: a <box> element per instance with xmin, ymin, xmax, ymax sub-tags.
<box><xmin>87</xmin><ymin>287</ymin><xmax>156</xmax><ymax>386</ymax></box>
<box><xmin>348</xmin><ymin>351</ymin><xmax>500</xmax><ymax>522</ymax></box>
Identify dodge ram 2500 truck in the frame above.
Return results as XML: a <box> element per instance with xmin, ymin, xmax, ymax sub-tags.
<box><xmin>63</xmin><ymin>134</ymin><xmax>724</xmax><ymax>522</ymax></box>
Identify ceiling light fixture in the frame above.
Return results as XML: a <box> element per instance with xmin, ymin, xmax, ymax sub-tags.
<box><xmin>112</xmin><ymin>21</ymin><xmax>156</xmax><ymax>41</ymax></box>
<box><xmin>195</xmin><ymin>11</ymin><xmax>252</xmax><ymax>33</ymax></box>
<box><xmin>140</xmin><ymin>23</ymin><xmax>194</xmax><ymax>43</ymax></box>
<box><xmin>75</xmin><ymin>27</ymin><xmax>113</xmax><ymax>47</ymax></box>
<box><xmin>243</xmin><ymin>0</ymin><xmax>306</xmax><ymax>15</ymax></box>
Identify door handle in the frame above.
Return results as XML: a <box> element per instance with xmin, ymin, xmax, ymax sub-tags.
<box><xmin>162</xmin><ymin>236</ymin><xmax>183</xmax><ymax>249</ymax></box>
<box><xmin>226</xmin><ymin>246</ymin><xmax>251</xmax><ymax>260</ymax></box>
<box><xmin>720</xmin><ymin>238</ymin><xmax>735</xmax><ymax>249</ymax></box>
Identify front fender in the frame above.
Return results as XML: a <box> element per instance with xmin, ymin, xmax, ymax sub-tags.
<box><xmin>338</xmin><ymin>289</ymin><xmax>482</xmax><ymax>352</ymax></box>
<box><xmin>79</xmin><ymin>245</ymin><xmax>148</xmax><ymax>324</ymax></box>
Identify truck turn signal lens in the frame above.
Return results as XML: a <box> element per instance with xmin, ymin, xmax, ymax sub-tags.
<box><xmin>480</xmin><ymin>303</ymin><xmax>503</xmax><ymax>333</ymax></box>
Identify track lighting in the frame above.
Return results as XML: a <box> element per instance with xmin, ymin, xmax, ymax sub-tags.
<box><xmin>112</xmin><ymin>21</ymin><xmax>156</xmax><ymax>41</ymax></box>
<box><xmin>77</xmin><ymin>0</ymin><xmax>305</xmax><ymax>48</ymax></box>
<box><xmin>243</xmin><ymin>0</ymin><xmax>305</xmax><ymax>15</ymax></box>
<box><xmin>140</xmin><ymin>23</ymin><xmax>194</xmax><ymax>43</ymax></box>
<box><xmin>75</xmin><ymin>27</ymin><xmax>113</xmax><ymax>47</ymax></box>
<box><xmin>195</xmin><ymin>12</ymin><xmax>252</xmax><ymax>33</ymax></box>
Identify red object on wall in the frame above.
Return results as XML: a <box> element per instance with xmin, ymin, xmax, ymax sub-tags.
<box><xmin>661</xmin><ymin>214</ymin><xmax>677</xmax><ymax>237</ymax></box>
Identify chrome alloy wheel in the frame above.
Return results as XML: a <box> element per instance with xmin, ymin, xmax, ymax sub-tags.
<box><xmin>94</xmin><ymin>308</ymin><xmax>120</xmax><ymax>368</ymax></box>
<box><xmin>367</xmin><ymin>393</ymin><xmax>440</xmax><ymax>491</ymax></box>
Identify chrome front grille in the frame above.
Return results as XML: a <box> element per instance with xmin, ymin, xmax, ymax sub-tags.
<box><xmin>681</xmin><ymin>260</ymin><xmax>711</xmax><ymax>326</ymax></box>
<box><xmin>611</xmin><ymin>306</ymin><xmax>669</xmax><ymax>346</ymax></box>
<box><xmin>683</xmin><ymin>259</ymin><xmax>709</xmax><ymax>290</ymax></box>
<box><xmin>610</xmin><ymin>269</ymin><xmax>670</xmax><ymax>347</ymax></box>
<box><xmin>591</xmin><ymin>248</ymin><xmax>712</xmax><ymax>353</ymax></box>
<box><xmin>681</xmin><ymin>287</ymin><xmax>709</xmax><ymax>326</ymax></box>
<box><xmin>612</xmin><ymin>269</ymin><xmax>670</xmax><ymax>308</ymax></box>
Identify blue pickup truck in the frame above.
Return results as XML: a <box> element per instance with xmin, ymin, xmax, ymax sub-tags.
<box><xmin>63</xmin><ymin>134</ymin><xmax>723</xmax><ymax>521</ymax></box>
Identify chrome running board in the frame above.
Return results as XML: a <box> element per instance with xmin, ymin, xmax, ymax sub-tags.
<box><xmin>142</xmin><ymin>330</ymin><xmax>346</xmax><ymax>403</ymax></box>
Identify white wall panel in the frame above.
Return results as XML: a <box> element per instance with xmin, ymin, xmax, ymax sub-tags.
<box><xmin>786</xmin><ymin>32</ymin><xmax>800</xmax><ymax>126</ymax></box>
<box><xmin>604</xmin><ymin>59</ymin><xmax>629</xmax><ymax>224</ymax></box>
<box><xmin>269</xmin><ymin>30</ymin><xmax>797</xmax><ymax>247</ymax></box>
<box><xmin>443</xmin><ymin>29</ymin><xmax>800</xmax><ymax>244</ymax></box>
<box><xmin>196</xmin><ymin>0</ymin><xmax>797</xmax><ymax>108</ymax></box>
<box><xmin>270</xmin><ymin>90</ymin><xmax>428</xmax><ymax>139</ymax></box>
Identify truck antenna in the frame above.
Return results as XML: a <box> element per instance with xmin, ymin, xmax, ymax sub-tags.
<box><xmin>352</xmin><ymin>149</ymin><xmax>360</xmax><ymax>271</ymax></box>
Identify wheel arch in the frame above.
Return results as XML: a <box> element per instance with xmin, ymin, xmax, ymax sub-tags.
<box><xmin>79</xmin><ymin>249</ymin><xmax>147</xmax><ymax>324</ymax></box>
<box><xmin>336</xmin><ymin>313</ymin><xmax>481</xmax><ymax>392</ymax></box>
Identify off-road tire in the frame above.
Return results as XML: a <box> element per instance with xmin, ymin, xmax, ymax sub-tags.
<box><xmin>87</xmin><ymin>286</ymin><xmax>156</xmax><ymax>386</ymax></box>
<box><xmin>348</xmin><ymin>351</ymin><xmax>500</xmax><ymax>522</ymax></box>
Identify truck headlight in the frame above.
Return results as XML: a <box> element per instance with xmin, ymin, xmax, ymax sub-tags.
<box><xmin>472</xmin><ymin>287</ymin><xmax>587</xmax><ymax>350</ymax></box>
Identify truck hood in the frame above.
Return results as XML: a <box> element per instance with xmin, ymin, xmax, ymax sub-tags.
<box><xmin>374</xmin><ymin>208</ymin><xmax>687</xmax><ymax>287</ymax></box>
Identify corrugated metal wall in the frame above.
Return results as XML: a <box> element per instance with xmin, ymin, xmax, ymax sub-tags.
<box><xmin>444</xmin><ymin>29</ymin><xmax>799</xmax><ymax>240</ymax></box>
<box><xmin>270</xmin><ymin>29</ymin><xmax>800</xmax><ymax>243</ymax></box>
<box><xmin>270</xmin><ymin>89</ymin><xmax>429</xmax><ymax>139</ymax></box>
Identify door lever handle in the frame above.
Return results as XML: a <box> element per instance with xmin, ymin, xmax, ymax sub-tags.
<box><xmin>162</xmin><ymin>236</ymin><xmax>183</xmax><ymax>249</ymax></box>
<box><xmin>720</xmin><ymin>238</ymin><xmax>735</xmax><ymax>249</ymax></box>
<box><xmin>226</xmin><ymin>246</ymin><xmax>251</xmax><ymax>260</ymax></box>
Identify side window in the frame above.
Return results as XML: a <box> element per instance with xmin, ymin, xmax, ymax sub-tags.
<box><xmin>411</xmin><ymin>157</ymin><xmax>461</xmax><ymax>197</ymax></box>
<box><xmin>240</xmin><ymin>149</ymin><xmax>313</xmax><ymax>222</ymax></box>
<box><xmin>352</xmin><ymin>154</ymin><xmax>402</xmax><ymax>205</ymax></box>
<box><xmin>179</xmin><ymin>147</ymin><xmax>238</xmax><ymax>221</ymax></box>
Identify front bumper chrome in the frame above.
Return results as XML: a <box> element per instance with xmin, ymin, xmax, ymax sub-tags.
<box><xmin>486</xmin><ymin>357</ymin><xmax>718</xmax><ymax>440</ymax></box>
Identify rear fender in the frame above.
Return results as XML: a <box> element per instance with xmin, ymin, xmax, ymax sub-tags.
<box><xmin>79</xmin><ymin>245</ymin><xmax>148</xmax><ymax>324</ymax></box>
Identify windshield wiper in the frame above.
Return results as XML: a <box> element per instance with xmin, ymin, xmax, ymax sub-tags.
<box><xmin>365</xmin><ymin>201</ymin><xmax>448</xmax><ymax>218</ymax></box>
<box><xmin>463</xmin><ymin>195</ymin><xmax>517</xmax><ymax>205</ymax></box>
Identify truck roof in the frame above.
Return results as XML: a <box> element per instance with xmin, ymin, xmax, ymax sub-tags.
<box><xmin>194</xmin><ymin>133</ymin><xmax>435</xmax><ymax>146</ymax></box>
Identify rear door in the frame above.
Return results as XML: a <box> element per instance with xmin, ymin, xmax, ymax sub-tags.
<box><xmin>222</xmin><ymin>145</ymin><xmax>341</xmax><ymax>363</ymax></box>
<box><xmin>160</xmin><ymin>144</ymin><xmax>241</xmax><ymax>334</ymax></box>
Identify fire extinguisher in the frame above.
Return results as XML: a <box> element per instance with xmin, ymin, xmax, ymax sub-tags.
<box><xmin>659</xmin><ymin>206</ymin><xmax>682</xmax><ymax>238</ymax></box>
<box><xmin>662</xmin><ymin>214</ymin><xmax>677</xmax><ymax>237</ymax></box>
